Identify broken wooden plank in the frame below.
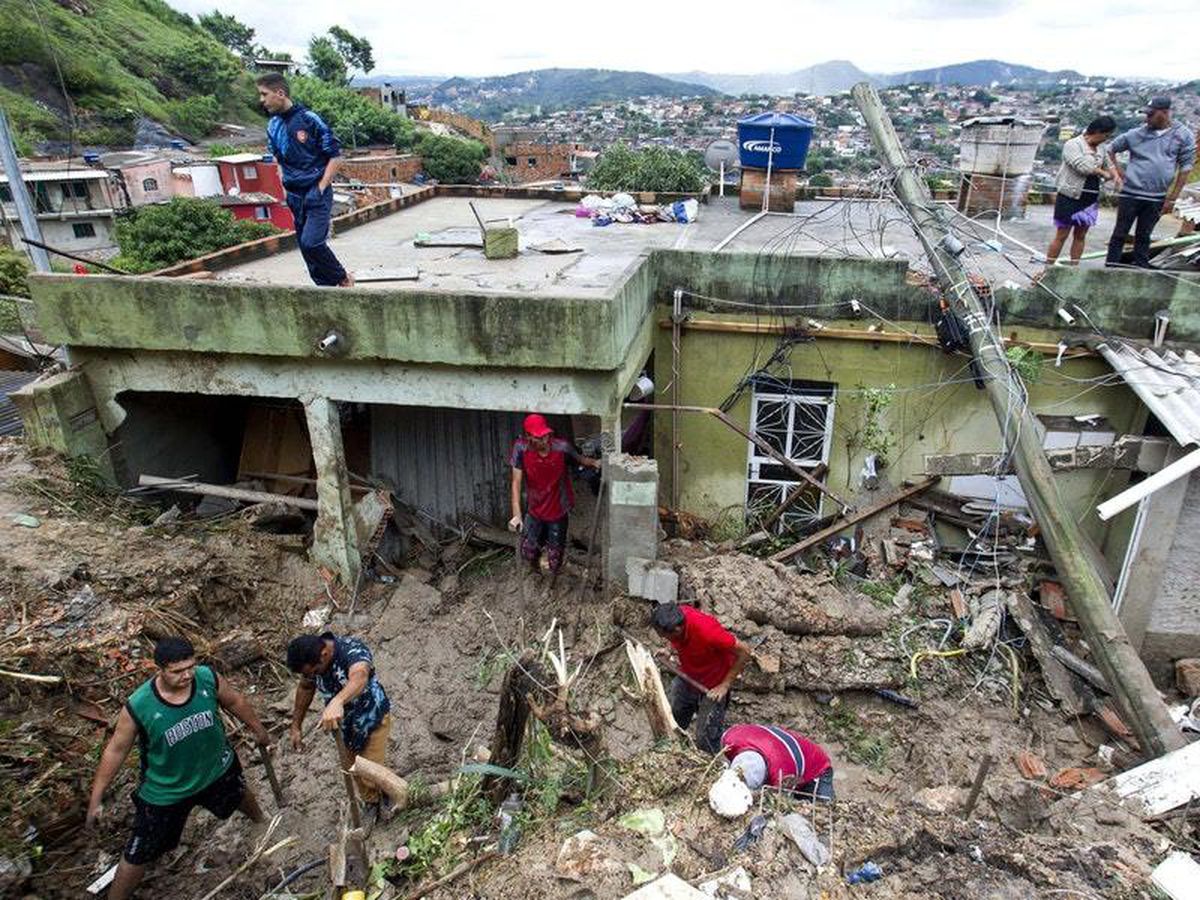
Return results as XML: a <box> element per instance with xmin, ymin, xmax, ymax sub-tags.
<box><xmin>137</xmin><ymin>474</ymin><xmax>319</xmax><ymax>511</ymax></box>
<box><xmin>1051</xmin><ymin>645</ymin><xmax>1110</xmax><ymax>694</ymax></box>
<box><xmin>624</xmin><ymin>639</ymin><xmax>679</xmax><ymax>740</ymax></box>
<box><xmin>355</xmin><ymin>267</ymin><xmax>420</xmax><ymax>283</ymax></box>
<box><xmin>771</xmin><ymin>477</ymin><xmax>939</xmax><ymax>563</ymax></box>
<box><xmin>760</xmin><ymin>464</ymin><xmax>829</xmax><ymax>532</ymax></box>
<box><xmin>1004</xmin><ymin>592</ymin><xmax>1085</xmax><ymax>717</ymax></box>
<box><xmin>1097</xmin><ymin>739</ymin><xmax>1200</xmax><ymax>817</ymax></box>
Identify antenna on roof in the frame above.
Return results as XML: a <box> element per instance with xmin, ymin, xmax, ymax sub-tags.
<box><xmin>703</xmin><ymin>139</ymin><xmax>739</xmax><ymax>199</ymax></box>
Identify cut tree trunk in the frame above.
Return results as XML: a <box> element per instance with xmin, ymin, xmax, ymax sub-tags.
<box><xmin>624</xmin><ymin>639</ymin><xmax>679</xmax><ymax>740</ymax></box>
<box><xmin>347</xmin><ymin>757</ymin><xmax>451</xmax><ymax>810</ymax></box>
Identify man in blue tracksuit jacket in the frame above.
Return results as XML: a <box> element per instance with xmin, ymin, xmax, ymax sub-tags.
<box><xmin>256</xmin><ymin>74</ymin><xmax>352</xmax><ymax>287</ymax></box>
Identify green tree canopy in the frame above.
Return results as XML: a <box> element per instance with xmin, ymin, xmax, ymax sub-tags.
<box><xmin>307</xmin><ymin>36</ymin><xmax>348</xmax><ymax>85</ymax></box>
<box><xmin>585</xmin><ymin>144</ymin><xmax>707</xmax><ymax>193</ymax></box>
<box><xmin>417</xmin><ymin>134</ymin><xmax>487</xmax><ymax>183</ymax></box>
<box><xmin>113</xmin><ymin>197</ymin><xmax>278</xmax><ymax>273</ymax></box>
<box><xmin>289</xmin><ymin>75</ymin><xmax>415</xmax><ymax>147</ymax></box>
<box><xmin>164</xmin><ymin>36</ymin><xmax>240</xmax><ymax>95</ymax></box>
<box><xmin>198</xmin><ymin>10</ymin><xmax>255</xmax><ymax>57</ymax></box>
<box><xmin>328</xmin><ymin>26</ymin><xmax>374</xmax><ymax>76</ymax></box>
<box><xmin>808</xmin><ymin>173</ymin><xmax>833</xmax><ymax>188</ymax></box>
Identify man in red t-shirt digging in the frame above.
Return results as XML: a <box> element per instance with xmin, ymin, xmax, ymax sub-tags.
<box><xmin>651</xmin><ymin>602</ymin><xmax>751</xmax><ymax>753</ymax></box>
<box><xmin>508</xmin><ymin>413</ymin><xmax>599</xmax><ymax>584</ymax></box>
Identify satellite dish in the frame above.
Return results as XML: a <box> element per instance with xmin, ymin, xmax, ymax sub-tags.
<box><xmin>704</xmin><ymin>139</ymin><xmax>740</xmax><ymax>175</ymax></box>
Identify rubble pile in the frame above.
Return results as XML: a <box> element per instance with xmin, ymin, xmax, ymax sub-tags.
<box><xmin>675</xmin><ymin>553</ymin><xmax>907</xmax><ymax>692</ymax></box>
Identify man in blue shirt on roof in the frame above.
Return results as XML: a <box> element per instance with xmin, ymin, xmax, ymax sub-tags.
<box><xmin>256</xmin><ymin>73</ymin><xmax>354</xmax><ymax>287</ymax></box>
<box><xmin>1104</xmin><ymin>97</ymin><xmax>1196</xmax><ymax>269</ymax></box>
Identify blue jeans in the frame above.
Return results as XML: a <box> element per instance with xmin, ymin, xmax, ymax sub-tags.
<box><xmin>285</xmin><ymin>184</ymin><xmax>347</xmax><ymax>286</ymax></box>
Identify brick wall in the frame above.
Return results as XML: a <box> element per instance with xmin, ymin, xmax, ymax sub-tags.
<box><xmin>338</xmin><ymin>154</ymin><xmax>424</xmax><ymax>205</ymax></box>
<box><xmin>956</xmin><ymin>172</ymin><xmax>1033</xmax><ymax>220</ymax></box>
<box><xmin>501</xmin><ymin>142</ymin><xmax>582</xmax><ymax>185</ymax></box>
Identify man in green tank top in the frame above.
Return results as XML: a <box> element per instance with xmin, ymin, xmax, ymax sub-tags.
<box><xmin>86</xmin><ymin>637</ymin><xmax>272</xmax><ymax>899</ymax></box>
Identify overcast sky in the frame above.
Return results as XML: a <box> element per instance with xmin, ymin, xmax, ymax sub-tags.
<box><xmin>166</xmin><ymin>0</ymin><xmax>1193</xmax><ymax>82</ymax></box>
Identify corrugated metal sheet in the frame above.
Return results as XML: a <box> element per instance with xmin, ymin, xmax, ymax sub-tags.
<box><xmin>370</xmin><ymin>406</ymin><xmax>528</xmax><ymax>527</ymax></box>
<box><xmin>0</xmin><ymin>370</ymin><xmax>39</xmax><ymax>437</ymax></box>
<box><xmin>1098</xmin><ymin>342</ymin><xmax>1200</xmax><ymax>447</ymax></box>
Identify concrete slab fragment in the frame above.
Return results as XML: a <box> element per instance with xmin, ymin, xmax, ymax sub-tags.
<box><xmin>627</xmin><ymin>557</ymin><xmax>678</xmax><ymax>604</ymax></box>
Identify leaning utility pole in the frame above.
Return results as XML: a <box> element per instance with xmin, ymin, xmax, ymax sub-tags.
<box><xmin>0</xmin><ymin>109</ymin><xmax>51</xmax><ymax>272</ymax></box>
<box><xmin>852</xmin><ymin>82</ymin><xmax>1183</xmax><ymax>758</ymax></box>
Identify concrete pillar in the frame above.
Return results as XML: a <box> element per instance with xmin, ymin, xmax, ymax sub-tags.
<box><xmin>303</xmin><ymin>396</ymin><xmax>361</xmax><ymax>588</ymax></box>
<box><xmin>600</xmin><ymin>410</ymin><xmax>622</xmax><ymax>455</ymax></box>
<box><xmin>1115</xmin><ymin>451</ymin><xmax>1191</xmax><ymax>653</ymax></box>
<box><xmin>603</xmin><ymin>453</ymin><xmax>659</xmax><ymax>590</ymax></box>
<box><xmin>10</xmin><ymin>369</ymin><xmax>115</xmax><ymax>484</ymax></box>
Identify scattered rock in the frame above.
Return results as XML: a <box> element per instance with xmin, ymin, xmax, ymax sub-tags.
<box><xmin>1175</xmin><ymin>658</ymin><xmax>1200</xmax><ymax>697</ymax></box>
<box><xmin>555</xmin><ymin>830</ymin><xmax>623</xmax><ymax>880</ymax></box>
<box><xmin>912</xmin><ymin>785</ymin><xmax>968</xmax><ymax>814</ymax></box>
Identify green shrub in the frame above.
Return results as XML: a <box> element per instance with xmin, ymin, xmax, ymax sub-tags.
<box><xmin>163</xmin><ymin>36</ymin><xmax>238</xmax><ymax>95</ymax></box>
<box><xmin>586</xmin><ymin>144</ymin><xmax>707</xmax><ymax>193</ymax></box>
<box><xmin>166</xmin><ymin>94</ymin><xmax>220</xmax><ymax>140</ymax></box>
<box><xmin>416</xmin><ymin>133</ymin><xmax>486</xmax><ymax>183</ymax></box>
<box><xmin>809</xmin><ymin>173</ymin><xmax>834</xmax><ymax>188</ymax></box>
<box><xmin>0</xmin><ymin>249</ymin><xmax>32</xmax><ymax>298</ymax></box>
<box><xmin>113</xmin><ymin>197</ymin><xmax>278</xmax><ymax>272</ymax></box>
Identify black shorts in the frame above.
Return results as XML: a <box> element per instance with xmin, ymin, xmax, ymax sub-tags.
<box><xmin>124</xmin><ymin>756</ymin><xmax>245</xmax><ymax>865</ymax></box>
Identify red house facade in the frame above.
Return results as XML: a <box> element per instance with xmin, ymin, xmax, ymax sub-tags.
<box><xmin>213</xmin><ymin>154</ymin><xmax>294</xmax><ymax>230</ymax></box>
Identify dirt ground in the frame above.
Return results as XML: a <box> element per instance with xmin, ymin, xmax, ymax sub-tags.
<box><xmin>0</xmin><ymin>437</ymin><xmax>1193</xmax><ymax>899</ymax></box>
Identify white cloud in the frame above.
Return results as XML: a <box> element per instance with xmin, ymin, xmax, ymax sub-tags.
<box><xmin>167</xmin><ymin>0</ymin><xmax>1194</xmax><ymax>82</ymax></box>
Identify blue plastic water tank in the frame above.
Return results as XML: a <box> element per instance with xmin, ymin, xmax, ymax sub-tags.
<box><xmin>737</xmin><ymin>112</ymin><xmax>815</xmax><ymax>170</ymax></box>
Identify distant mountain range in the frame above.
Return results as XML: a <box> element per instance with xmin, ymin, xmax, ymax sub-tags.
<box><xmin>357</xmin><ymin>59</ymin><xmax>1100</xmax><ymax>120</ymax></box>
<box><xmin>358</xmin><ymin>68</ymin><xmax>718</xmax><ymax>118</ymax></box>
<box><xmin>668</xmin><ymin>59</ymin><xmax>1090</xmax><ymax>96</ymax></box>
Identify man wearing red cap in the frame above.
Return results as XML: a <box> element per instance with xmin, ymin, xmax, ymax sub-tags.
<box><xmin>509</xmin><ymin>414</ymin><xmax>600</xmax><ymax>582</ymax></box>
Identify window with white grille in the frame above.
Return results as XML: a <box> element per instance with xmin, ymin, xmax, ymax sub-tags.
<box><xmin>746</xmin><ymin>381</ymin><xmax>836</xmax><ymax>532</ymax></box>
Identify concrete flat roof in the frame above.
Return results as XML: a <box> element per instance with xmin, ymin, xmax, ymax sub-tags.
<box><xmin>213</xmin><ymin>196</ymin><xmax>758</xmax><ymax>296</ymax></box>
<box><xmin>211</xmin><ymin>194</ymin><xmax>1158</xmax><ymax>296</ymax></box>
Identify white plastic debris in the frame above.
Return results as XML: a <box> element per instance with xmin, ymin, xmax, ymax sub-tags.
<box><xmin>699</xmin><ymin>865</ymin><xmax>752</xmax><ymax>897</ymax></box>
<box><xmin>708</xmin><ymin>768</ymin><xmax>753</xmax><ymax>818</ymax></box>
<box><xmin>779</xmin><ymin>813</ymin><xmax>830</xmax><ymax>868</ymax></box>
<box><xmin>302</xmin><ymin>606</ymin><xmax>331</xmax><ymax>628</ymax></box>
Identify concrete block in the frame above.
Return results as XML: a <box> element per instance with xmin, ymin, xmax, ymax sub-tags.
<box><xmin>484</xmin><ymin>227</ymin><xmax>519</xmax><ymax>259</ymax></box>
<box><xmin>604</xmin><ymin>454</ymin><xmax>659</xmax><ymax>588</ymax></box>
<box><xmin>10</xmin><ymin>369</ymin><xmax>115</xmax><ymax>484</ymax></box>
<box><xmin>626</xmin><ymin>557</ymin><xmax>677</xmax><ymax>604</ymax></box>
<box><xmin>1176</xmin><ymin>658</ymin><xmax>1200</xmax><ymax>697</ymax></box>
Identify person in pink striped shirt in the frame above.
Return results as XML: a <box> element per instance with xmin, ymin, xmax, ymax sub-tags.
<box><xmin>720</xmin><ymin>722</ymin><xmax>834</xmax><ymax>802</ymax></box>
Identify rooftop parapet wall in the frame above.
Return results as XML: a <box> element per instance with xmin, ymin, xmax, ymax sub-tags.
<box><xmin>27</xmin><ymin>271</ymin><xmax>653</xmax><ymax>371</ymax></box>
<box><xmin>651</xmin><ymin>251</ymin><xmax>1200</xmax><ymax>344</ymax></box>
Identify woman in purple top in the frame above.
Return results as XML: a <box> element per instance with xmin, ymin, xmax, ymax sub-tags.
<box><xmin>1046</xmin><ymin>116</ymin><xmax>1117</xmax><ymax>265</ymax></box>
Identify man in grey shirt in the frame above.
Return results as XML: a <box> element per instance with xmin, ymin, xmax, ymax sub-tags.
<box><xmin>1105</xmin><ymin>97</ymin><xmax>1196</xmax><ymax>268</ymax></box>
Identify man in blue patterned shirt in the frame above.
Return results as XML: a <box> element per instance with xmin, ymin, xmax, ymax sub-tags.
<box><xmin>286</xmin><ymin>632</ymin><xmax>391</xmax><ymax>818</ymax></box>
<box><xmin>256</xmin><ymin>73</ymin><xmax>353</xmax><ymax>288</ymax></box>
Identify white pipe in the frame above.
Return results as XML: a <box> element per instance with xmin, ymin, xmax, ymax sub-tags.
<box><xmin>713</xmin><ymin>210</ymin><xmax>768</xmax><ymax>252</ymax></box>
<box><xmin>1111</xmin><ymin>495</ymin><xmax>1149</xmax><ymax>613</ymax></box>
<box><xmin>1097</xmin><ymin>447</ymin><xmax>1200</xmax><ymax>521</ymax></box>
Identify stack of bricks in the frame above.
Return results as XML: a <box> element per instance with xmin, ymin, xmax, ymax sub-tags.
<box><xmin>739</xmin><ymin>168</ymin><xmax>798</xmax><ymax>212</ymax></box>
<box><xmin>338</xmin><ymin>154</ymin><xmax>424</xmax><ymax>205</ymax></box>
<box><xmin>956</xmin><ymin>172</ymin><xmax>1034</xmax><ymax>220</ymax></box>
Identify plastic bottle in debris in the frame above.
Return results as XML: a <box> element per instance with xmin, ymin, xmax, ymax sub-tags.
<box><xmin>779</xmin><ymin>813</ymin><xmax>830</xmax><ymax>867</ymax></box>
<box><xmin>847</xmin><ymin>861</ymin><xmax>884</xmax><ymax>884</ymax></box>
<box><xmin>497</xmin><ymin>793</ymin><xmax>523</xmax><ymax>855</ymax></box>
